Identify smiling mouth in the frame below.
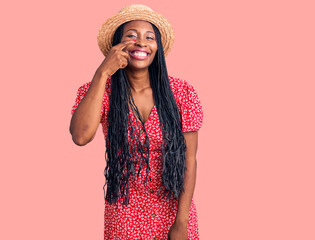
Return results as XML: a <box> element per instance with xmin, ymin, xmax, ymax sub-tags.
<box><xmin>129</xmin><ymin>51</ymin><xmax>149</xmax><ymax>57</ymax></box>
<box><xmin>129</xmin><ymin>50</ymin><xmax>150</xmax><ymax>60</ymax></box>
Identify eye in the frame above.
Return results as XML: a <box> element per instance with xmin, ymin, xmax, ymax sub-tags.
<box><xmin>127</xmin><ymin>34</ymin><xmax>137</xmax><ymax>38</ymax></box>
<box><xmin>147</xmin><ymin>36</ymin><xmax>155</xmax><ymax>40</ymax></box>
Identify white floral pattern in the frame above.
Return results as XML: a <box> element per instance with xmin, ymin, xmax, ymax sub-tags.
<box><xmin>71</xmin><ymin>76</ymin><xmax>203</xmax><ymax>240</ymax></box>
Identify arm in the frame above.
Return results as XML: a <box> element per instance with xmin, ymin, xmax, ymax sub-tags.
<box><xmin>175</xmin><ymin>130</ymin><xmax>198</xmax><ymax>224</ymax></box>
<box><xmin>69</xmin><ymin>40</ymin><xmax>134</xmax><ymax>146</ymax></box>
<box><xmin>69</xmin><ymin>70</ymin><xmax>109</xmax><ymax>146</ymax></box>
<box><xmin>168</xmin><ymin>131</ymin><xmax>198</xmax><ymax>239</ymax></box>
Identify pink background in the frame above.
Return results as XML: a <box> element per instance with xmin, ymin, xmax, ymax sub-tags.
<box><xmin>1</xmin><ymin>0</ymin><xmax>314</xmax><ymax>239</ymax></box>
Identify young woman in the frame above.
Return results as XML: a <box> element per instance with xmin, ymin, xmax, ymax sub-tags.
<box><xmin>70</xmin><ymin>4</ymin><xmax>203</xmax><ymax>240</ymax></box>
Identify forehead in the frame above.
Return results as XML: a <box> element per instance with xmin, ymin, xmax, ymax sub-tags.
<box><xmin>123</xmin><ymin>20</ymin><xmax>154</xmax><ymax>33</ymax></box>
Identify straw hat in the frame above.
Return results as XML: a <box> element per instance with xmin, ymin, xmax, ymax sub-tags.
<box><xmin>97</xmin><ymin>4</ymin><xmax>174</xmax><ymax>57</ymax></box>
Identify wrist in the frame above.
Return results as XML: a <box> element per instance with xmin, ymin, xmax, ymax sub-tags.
<box><xmin>174</xmin><ymin>216</ymin><xmax>189</xmax><ymax>226</ymax></box>
<box><xmin>96</xmin><ymin>69</ymin><xmax>110</xmax><ymax>79</ymax></box>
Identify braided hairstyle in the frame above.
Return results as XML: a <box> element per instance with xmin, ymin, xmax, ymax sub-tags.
<box><xmin>104</xmin><ymin>21</ymin><xmax>187</xmax><ymax>207</ymax></box>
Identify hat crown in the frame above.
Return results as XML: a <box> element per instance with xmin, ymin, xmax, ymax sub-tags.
<box><xmin>119</xmin><ymin>4</ymin><xmax>153</xmax><ymax>13</ymax></box>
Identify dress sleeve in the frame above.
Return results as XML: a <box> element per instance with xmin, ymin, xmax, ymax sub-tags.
<box><xmin>70</xmin><ymin>82</ymin><xmax>107</xmax><ymax>119</ymax></box>
<box><xmin>178</xmin><ymin>80</ymin><xmax>204</xmax><ymax>132</ymax></box>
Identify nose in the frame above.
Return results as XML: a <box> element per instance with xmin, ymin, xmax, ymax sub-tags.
<box><xmin>135</xmin><ymin>37</ymin><xmax>146</xmax><ymax>47</ymax></box>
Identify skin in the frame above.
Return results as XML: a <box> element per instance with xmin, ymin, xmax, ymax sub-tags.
<box><xmin>168</xmin><ymin>131</ymin><xmax>198</xmax><ymax>240</ymax></box>
<box><xmin>69</xmin><ymin>20</ymin><xmax>199</xmax><ymax>240</ymax></box>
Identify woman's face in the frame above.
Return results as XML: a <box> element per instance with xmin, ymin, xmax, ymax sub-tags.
<box><xmin>121</xmin><ymin>20</ymin><xmax>158</xmax><ymax>71</ymax></box>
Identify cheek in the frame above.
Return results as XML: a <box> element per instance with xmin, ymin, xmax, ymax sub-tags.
<box><xmin>151</xmin><ymin>43</ymin><xmax>158</xmax><ymax>54</ymax></box>
<box><xmin>150</xmin><ymin>52</ymin><xmax>157</xmax><ymax>63</ymax></box>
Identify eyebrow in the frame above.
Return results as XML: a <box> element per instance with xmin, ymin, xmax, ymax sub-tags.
<box><xmin>125</xmin><ymin>29</ymin><xmax>155</xmax><ymax>34</ymax></box>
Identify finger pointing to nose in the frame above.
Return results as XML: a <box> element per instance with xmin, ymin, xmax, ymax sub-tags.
<box><xmin>120</xmin><ymin>40</ymin><xmax>135</xmax><ymax>51</ymax></box>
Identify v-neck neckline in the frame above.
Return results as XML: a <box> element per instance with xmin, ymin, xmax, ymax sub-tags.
<box><xmin>129</xmin><ymin>105</ymin><xmax>156</xmax><ymax>125</ymax></box>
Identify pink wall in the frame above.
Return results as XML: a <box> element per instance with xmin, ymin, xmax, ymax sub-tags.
<box><xmin>1</xmin><ymin>0</ymin><xmax>315</xmax><ymax>239</ymax></box>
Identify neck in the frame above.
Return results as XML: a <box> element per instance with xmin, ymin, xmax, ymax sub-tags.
<box><xmin>124</xmin><ymin>68</ymin><xmax>151</xmax><ymax>92</ymax></box>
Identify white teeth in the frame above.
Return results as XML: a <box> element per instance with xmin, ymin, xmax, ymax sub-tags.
<box><xmin>131</xmin><ymin>51</ymin><xmax>148</xmax><ymax>57</ymax></box>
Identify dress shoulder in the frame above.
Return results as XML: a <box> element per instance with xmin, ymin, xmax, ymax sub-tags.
<box><xmin>70</xmin><ymin>78</ymin><xmax>111</xmax><ymax>124</ymax></box>
<box><xmin>168</xmin><ymin>75</ymin><xmax>204</xmax><ymax>132</ymax></box>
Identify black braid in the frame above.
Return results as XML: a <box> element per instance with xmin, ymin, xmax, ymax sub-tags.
<box><xmin>103</xmin><ymin>21</ymin><xmax>187</xmax><ymax>207</ymax></box>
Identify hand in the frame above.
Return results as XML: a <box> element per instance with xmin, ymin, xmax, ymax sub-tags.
<box><xmin>97</xmin><ymin>40</ymin><xmax>135</xmax><ymax>76</ymax></box>
<box><xmin>167</xmin><ymin>221</ymin><xmax>188</xmax><ymax>240</ymax></box>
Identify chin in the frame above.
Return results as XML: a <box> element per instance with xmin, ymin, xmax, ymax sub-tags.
<box><xmin>127</xmin><ymin>63</ymin><xmax>151</xmax><ymax>71</ymax></box>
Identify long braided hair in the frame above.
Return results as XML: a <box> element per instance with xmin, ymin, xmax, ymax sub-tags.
<box><xmin>103</xmin><ymin>21</ymin><xmax>187</xmax><ymax>207</ymax></box>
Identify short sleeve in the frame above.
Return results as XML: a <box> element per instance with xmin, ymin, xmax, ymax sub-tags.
<box><xmin>178</xmin><ymin>80</ymin><xmax>203</xmax><ymax>132</ymax></box>
<box><xmin>70</xmin><ymin>82</ymin><xmax>107</xmax><ymax>120</ymax></box>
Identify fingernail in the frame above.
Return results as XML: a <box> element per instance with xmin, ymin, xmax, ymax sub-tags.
<box><xmin>132</xmin><ymin>39</ymin><xmax>136</xmax><ymax>42</ymax></box>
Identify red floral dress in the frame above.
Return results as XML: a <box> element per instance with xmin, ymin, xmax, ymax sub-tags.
<box><xmin>71</xmin><ymin>76</ymin><xmax>203</xmax><ymax>240</ymax></box>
